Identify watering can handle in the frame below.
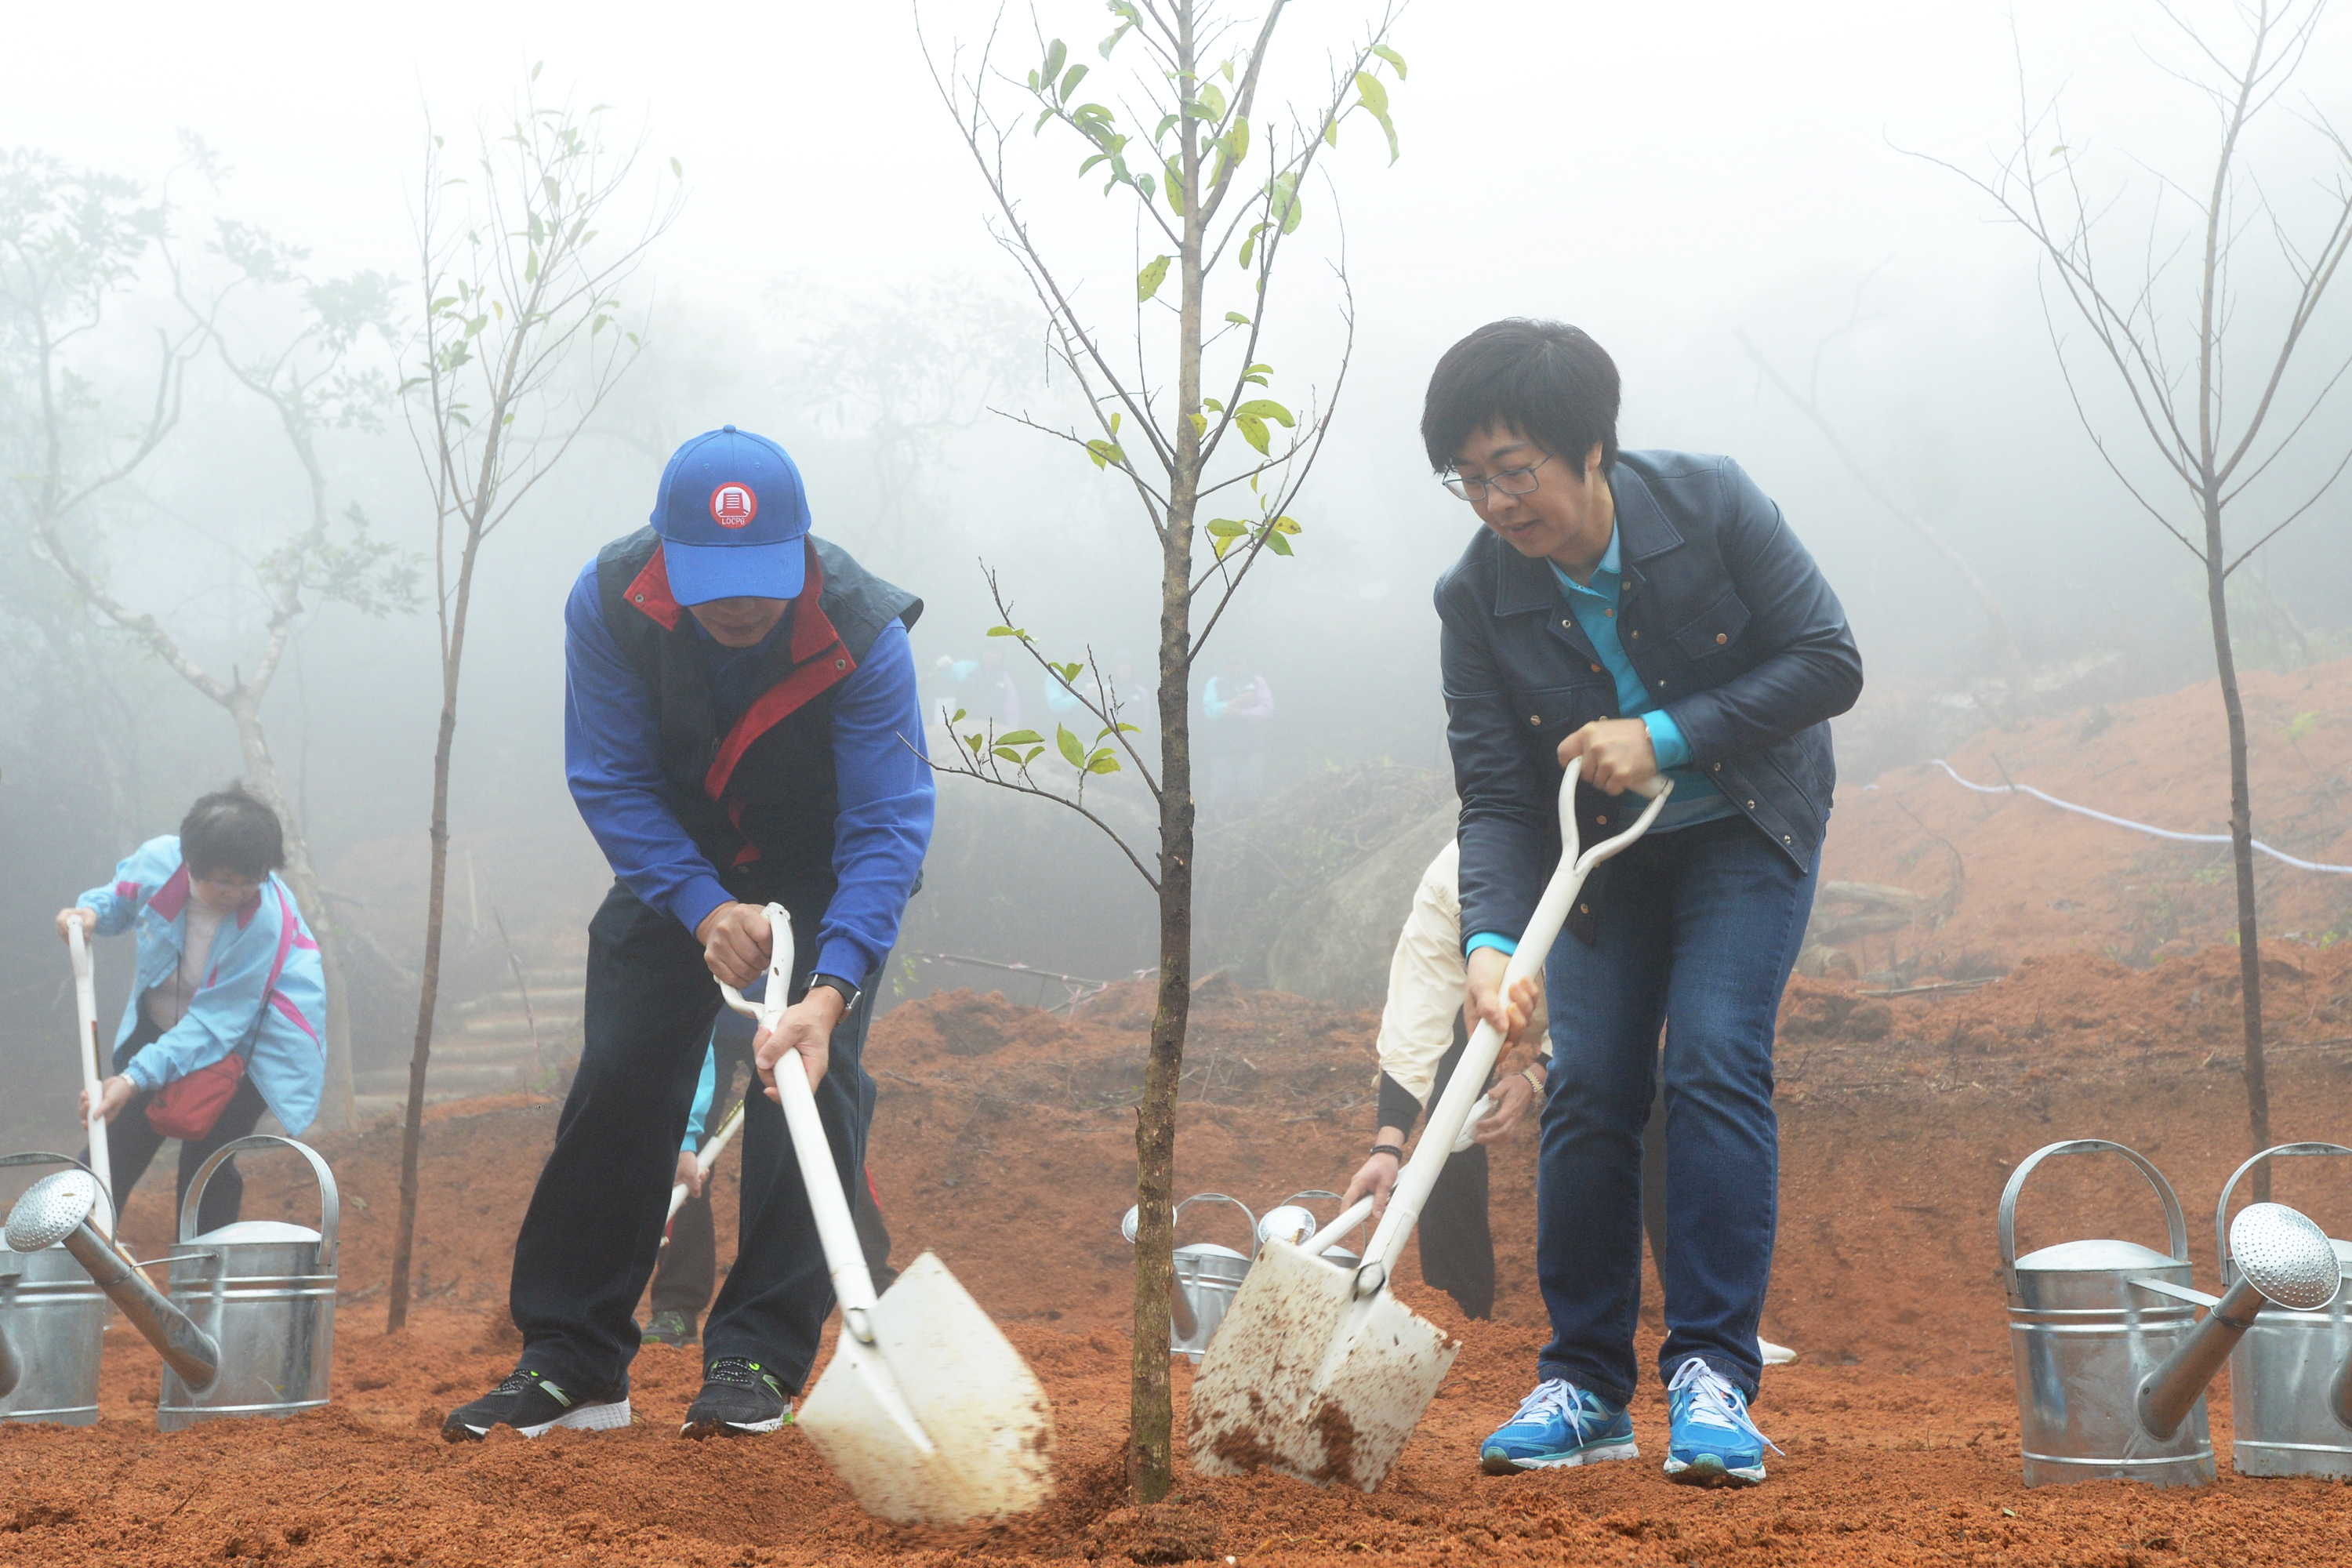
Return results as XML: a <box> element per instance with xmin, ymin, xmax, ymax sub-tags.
<box><xmin>1356</xmin><ymin>758</ymin><xmax>1672</xmax><ymax>1293</ymax></box>
<box><xmin>719</xmin><ymin>905</ymin><xmax>887</xmax><ymax>1333</ymax></box>
<box><xmin>1998</xmin><ymin>1138</ymin><xmax>2187</xmax><ymax>1290</ymax></box>
<box><xmin>1173</xmin><ymin>1193</ymin><xmax>1261</xmax><ymax>1261</ymax></box>
<box><xmin>179</xmin><ymin>1134</ymin><xmax>340</xmax><ymax>1269</ymax></box>
<box><xmin>2215</xmin><ymin>1142</ymin><xmax>2352</xmax><ymax>1283</ymax></box>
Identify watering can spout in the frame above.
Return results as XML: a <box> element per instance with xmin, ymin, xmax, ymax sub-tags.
<box><xmin>4</xmin><ymin>1170</ymin><xmax>219</xmax><ymax>1392</ymax></box>
<box><xmin>2136</xmin><ymin>1203</ymin><xmax>2337</xmax><ymax>1443</ymax></box>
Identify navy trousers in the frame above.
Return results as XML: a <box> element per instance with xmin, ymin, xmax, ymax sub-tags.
<box><xmin>509</xmin><ymin>881</ymin><xmax>877</xmax><ymax>1394</ymax></box>
<box><xmin>1536</xmin><ymin>814</ymin><xmax>1817</xmax><ymax>1406</ymax></box>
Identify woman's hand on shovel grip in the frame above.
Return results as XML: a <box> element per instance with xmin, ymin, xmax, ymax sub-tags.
<box><xmin>79</xmin><ymin>1074</ymin><xmax>134</xmax><ymax>1127</ymax></box>
<box><xmin>695</xmin><ymin>902</ymin><xmax>773</xmax><ymax>989</ymax></box>
<box><xmin>755</xmin><ymin>985</ymin><xmax>846</xmax><ymax>1102</ymax></box>
<box><xmin>1558</xmin><ymin>717</ymin><xmax>1658</xmax><ymax>797</ymax></box>
<box><xmin>674</xmin><ymin>1150</ymin><xmax>705</xmax><ymax>1200</ymax></box>
<box><xmin>55</xmin><ymin>906</ymin><xmax>96</xmax><ymax>944</ymax></box>
<box><xmin>1342</xmin><ymin>1125</ymin><xmax>1410</xmax><ymax>1218</ymax></box>
<box><xmin>1465</xmin><ymin>949</ymin><xmax>1541</xmax><ymax>1048</ymax></box>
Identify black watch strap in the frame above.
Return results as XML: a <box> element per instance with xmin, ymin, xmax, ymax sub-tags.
<box><xmin>809</xmin><ymin>972</ymin><xmax>862</xmax><ymax>1010</ymax></box>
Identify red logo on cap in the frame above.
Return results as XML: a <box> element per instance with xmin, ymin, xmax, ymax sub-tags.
<box><xmin>710</xmin><ymin>482</ymin><xmax>758</xmax><ymax>529</ymax></box>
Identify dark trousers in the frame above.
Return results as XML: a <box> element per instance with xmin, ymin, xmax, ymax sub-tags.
<box><xmin>651</xmin><ymin>1011</ymin><xmax>897</xmax><ymax>1320</ymax></box>
<box><xmin>1536</xmin><ymin>815</ymin><xmax>1817</xmax><ymax>1406</ymax></box>
<box><xmin>79</xmin><ymin>1014</ymin><xmax>268</xmax><ymax>1236</ymax></box>
<box><xmin>509</xmin><ymin>881</ymin><xmax>879</xmax><ymax>1394</ymax></box>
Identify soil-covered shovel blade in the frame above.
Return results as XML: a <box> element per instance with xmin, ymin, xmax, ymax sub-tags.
<box><xmin>798</xmin><ymin>1250</ymin><xmax>1057</xmax><ymax>1526</ymax></box>
<box><xmin>1186</xmin><ymin>1239</ymin><xmax>1458</xmax><ymax>1492</ymax></box>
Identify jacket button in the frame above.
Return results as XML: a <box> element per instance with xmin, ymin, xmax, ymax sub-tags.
<box><xmin>1784</xmin><ymin>834</ymin><xmax>1792</xmax><ymax>843</ymax></box>
<box><xmin>1712</xmin><ymin>762</ymin><xmax>1722</xmax><ymax>771</ymax></box>
<box><xmin>1746</xmin><ymin>800</ymin><xmax>1756</xmax><ymax>808</ymax></box>
<box><xmin>1595</xmin><ymin>815</ymin><xmax>1608</xmax><ymax>825</ymax></box>
<box><xmin>633</xmin><ymin>593</ymin><xmax>645</xmax><ymax>603</ymax></box>
<box><xmin>835</xmin><ymin>658</ymin><xmax>847</xmax><ymax>670</ymax></box>
<box><xmin>1562</xmin><ymin>619</ymin><xmax>1573</xmax><ymax>629</ymax></box>
<box><xmin>1589</xmin><ymin>662</ymin><xmax>1602</xmax><ymax>673</ymax></box>
<box><xmin>1579</xmin><ymin>903</ymin><xmax>1591</xmax><ymax>914</ymax></box>
<box><xmin>1629</xmin><ymin>630</ymin><xmax>1639</xmax><ymax>639</ymax></box>
<box><xmin>1715</xmin><ymin>632</ymin><xmax>1728</xmax><ymax>644</ymax></box>
<box><xmin>1657</xmin><ymin>681</ymin><xmax>1666</xmax><ymax>689</ymax></box>
<box><xmin>1528</xmin><ymin>715</ymin><xmax>1542</xmax><ymax>727</ymax></box>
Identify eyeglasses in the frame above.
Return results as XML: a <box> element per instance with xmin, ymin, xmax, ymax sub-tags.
<box><xmin>1440</xmin><ymin>452</ymin><xmax>1553</xmax><ymax>502</ymax></box>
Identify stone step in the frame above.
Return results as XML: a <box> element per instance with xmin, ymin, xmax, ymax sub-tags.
<box><xmin>419</xmin><ymin>1040</ymin><xmax>550</xmax><ymax>1068</ymax></box>
<box><xmin>456</xmin><ymin>1007</ymin><xmax>580</xmax><ymax>1036</ymax></box>
<box><xmin>454</xmin><ymin>978</ymin><xmax>585</xmax><ymax>1017</ymax></box>
<box><xmin>354</xmin><ymin>1062</ymin><xmax>534</xmax><ymax>1097</ymax></box>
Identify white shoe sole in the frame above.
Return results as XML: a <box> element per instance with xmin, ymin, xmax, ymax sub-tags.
<box><xmin>681</xmin><ymin>1410</ymin><xmax>789</xmax><ymax>1436</ymax></box>
<box><xmin>513</xmin><ymin>1396</ymin><xmax>632</xmax><ymax>1438</ymax></box>
<box><xmin>1664</xmin><ymin>1454</ymin><xmax>1766</xmax><ymax>1486</ymax></box>
<box><xmin>1484</xmin><ymin>1438</ymin><xmax>1639</xmax><ymax>1472</ymax></box>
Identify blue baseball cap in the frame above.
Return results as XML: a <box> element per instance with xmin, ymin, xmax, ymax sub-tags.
<box><xmin>651</xmin><ymin>426</ymin><xmax>811</xmax><ymax>605</ymax></box>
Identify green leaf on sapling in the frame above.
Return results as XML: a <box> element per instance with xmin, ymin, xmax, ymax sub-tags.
<box><xmin>1058</xmin><ymin>726</ymin><xmax>1087</xmax><ymax>767</ymax></box>
<box><xmin>1234</xmin><ymin>398</ymin><xmax>1293</xmax><ymax>426</ymax></box>
<box><xmin>1045</xmin><ymin>39</ymin><xmax>1067</xmax><ymax>84</ymax></box>
<box><xmin>1236</xmin><ymin>416</ymin><xmax>1270</xmax><ymax>455</ymax></box>
<box><xmin>1373</xmin><ymin>45</ymin><xmax>1408</xmax><ymax>79</ymax></box>
<box><xmin>1137</xmin><ymin>255</ymin><xmax>1171</xmax><ymax>301</ymax></box>
<box><xmin>1061</xmin><ymin>64</ymin><xmax>1089</xmax><ymax>100</ymax></box>
<box><xmin>996</xmin><ymin>729</ymin><xmax>1044</xmax><ymax>747</ymax></box>
<box><xmin>1225</xmin><ymin>311</ymin><xmax>1251</xmax><ymax>326</ymax></box>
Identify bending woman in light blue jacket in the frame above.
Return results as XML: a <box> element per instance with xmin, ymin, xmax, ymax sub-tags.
<box><xmin>54</xmin><ymin>786</ymin><xmax>328</xmax><ymax>1233</ymax></box>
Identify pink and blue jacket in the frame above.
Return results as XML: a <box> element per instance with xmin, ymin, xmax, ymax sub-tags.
<box><xmin>77</xmin><ymin>836</ymin><xmax>329</xmax><ymax>1137</ymax></box>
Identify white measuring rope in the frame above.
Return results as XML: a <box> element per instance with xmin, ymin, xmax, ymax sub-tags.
<box><xmin>1930</xmin><ymin>760</ymin><xmax>2352</xmax><ymax>876</ymax></box>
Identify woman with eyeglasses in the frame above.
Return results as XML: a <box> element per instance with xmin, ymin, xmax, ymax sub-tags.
<box><xmin>1422</xmin><ymin>320</ymin><xmax>1860</xmax><ymax>1488</ymax></box>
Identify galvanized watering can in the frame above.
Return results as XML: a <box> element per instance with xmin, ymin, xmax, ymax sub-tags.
<box><xmin>2216</xmin><ymin>1143</ymin><xmax>2352</xmax><ymax>1479</ymax></box>
<box><xmin>1122</xmin><ymin>1194</ymin><xmax>1257</xmax><ymax>1363</ymax></box>
<box><xmin>158</xmin><ymin>1135</ymin><xmax>339</xmax><ymax>1431</ymax></box>
<box><xmin>2002</xmin><ymin>1139</ymin><xmax>2339</xmax><ymax>1486</ymax></box>
<box><xmin>0</xmin><ymin>1152</ymin><xmax>117</xmax><ymax>1426</ymax></box>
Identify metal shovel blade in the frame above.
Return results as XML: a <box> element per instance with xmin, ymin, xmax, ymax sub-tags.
<box><xmin>797</xmin><ymin>1250</ymin><xmax>1057</xmax><ymax>1526</ymax></box>
<box><xmin>1185</xmin><ymin>1239</ymin><xmax>1459</xmax><ymax>1492</ymax></box>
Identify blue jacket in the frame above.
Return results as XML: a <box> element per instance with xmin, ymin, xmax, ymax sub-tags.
<box><xmin>1436</xmin><ymin>451</ymin><xmax>1862</xmax><ymax>948</ymax></box>
<box><xmin>77</xmin><ymin>837</ymin><xmax>330</xmax><ymax>1135</ymax></box>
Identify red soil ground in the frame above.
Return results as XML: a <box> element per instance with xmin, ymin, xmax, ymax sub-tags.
<box><xmin>9</xmin><ymin>941</ymin><xmax>2352</xmax><ymax>1566</ymax></box>
<box><xmin>1821</xmin><ymin>659</ymin><xmax>2352</xmax><ymax>973</ymax></box>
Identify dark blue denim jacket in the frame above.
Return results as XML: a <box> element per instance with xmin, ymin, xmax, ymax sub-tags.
<box><xmin>1436</xmin><ymin>450</ymin><xmax>1863</xmax><ymax>947</ymax></box>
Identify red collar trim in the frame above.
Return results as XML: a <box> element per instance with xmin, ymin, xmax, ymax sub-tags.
<box><xmin>622</xmin><ymin>546</ymin><xmax>684</xmax><ymax>631</ymax></box>
<box><xmin>151</xmin><ymin>865</ymin><xmax>191</xmax><ymax>920</ymax></box>
<box><xmin>703</xmin><ymin>546</ymin><xmax>853</xmax><ymax>804</ymax></box>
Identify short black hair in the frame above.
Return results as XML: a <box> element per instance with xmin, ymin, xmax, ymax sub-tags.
<box><xmin>180</xmin><ymin>786</ymin><xmax>285</xmax><ymax>881</ymax></box>
<box><xmin>1421</xmin><ymin>319</ymin><xmax>1621</xmax><ymax>474</ymax></box>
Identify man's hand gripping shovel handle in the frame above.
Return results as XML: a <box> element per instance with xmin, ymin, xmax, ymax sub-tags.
<box><xmin>1339</xmin><ymin>758</ymin><xmax>1672</xmax><ymax>1300</ymax></box>
<box><xmin>718</xmin><ymin>903</ymin><xmax>935</xmax><ymax>1457</ymax></box>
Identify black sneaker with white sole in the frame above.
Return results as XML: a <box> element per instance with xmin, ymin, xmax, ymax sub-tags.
<box><xmin>442</xmin><ymin>1367</ymin><xmax>631</xmax><ymax>1443</ymax></box>
<box><xmin>681</xmin><ymin>1356</ymin><xmax>793</xmax><ymax>1437</ymax></box>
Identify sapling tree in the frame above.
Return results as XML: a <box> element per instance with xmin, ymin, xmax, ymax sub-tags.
<box><xmin>386</xmin><ymin>74</ymin><xmax>681</xmax><ymax>1331</ymax></box>
<box><xmin>920</xmin><ymin>0</ymin><xmax>1403</xmax><ymax>1500</ymax></box>
<box><xmin>1933</xmin><ymin>0</ymin><xmax>2352</xmax><ymax>1195</ymax></box>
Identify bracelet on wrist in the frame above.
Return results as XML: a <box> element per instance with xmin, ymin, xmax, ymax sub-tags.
<box><xmin>1369</xmin><ymin>1142</ymin><xmax>1405</xmax><ymax>1162</ymax></box>
<box><xmin>1521</xmin><ymin>1065</ymin><xmax>1547</xmax><ymax>1091</ymax></box>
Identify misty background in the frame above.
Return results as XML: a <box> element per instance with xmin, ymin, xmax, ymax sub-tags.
<box><xmin>5</xmin><ymin>0</ymin><xmax>2348</xmax><ymax>1149</ymax></box>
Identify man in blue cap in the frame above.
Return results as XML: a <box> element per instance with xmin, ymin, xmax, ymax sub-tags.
<box><xmin>445</xmin><ymin>425</ymin><xmax>934</xmax><ymax>1442</ymax></box>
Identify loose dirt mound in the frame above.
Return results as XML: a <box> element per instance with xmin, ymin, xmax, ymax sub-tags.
<box><xmin>1824</xmin><ymin>659</ymin><xmax>2352</xmax><ymax>975</ymax></box>
<box><xmin>9</xmin><ymin>963</ymin><xmax>2352</xmax><ymax>1566</ymax></box>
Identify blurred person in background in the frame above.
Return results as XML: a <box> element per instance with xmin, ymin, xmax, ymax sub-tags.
<box><xmin>1428</xmin><ymin>320</ymin><xmax>1857</xmax><ymax>1487</ymax></box>
<box><xmin>1201</xmin><ymin>651</ymin><xmax>1276</xmax><ymax>805</ymax></box>
<box><xmin>55</xmin><ymin>785</ymin><xmax>328</xmax><ymax>1232</ymax></box>
<box><xmin>445</xmin><ymin>425</ymin><xmax>931</xmax><ymax>1444</ymax></box>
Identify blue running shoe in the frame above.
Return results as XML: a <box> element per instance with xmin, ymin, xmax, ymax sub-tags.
<box><xmin>1664</xmin><ymin>1358</ymin><xmax>1779</xmax><ymax>1486</ymax></box>
<box><xmin>1479</xmin><ymin>1377</ymin><xmax>1639</xmax><ymax>1474</ymax></box>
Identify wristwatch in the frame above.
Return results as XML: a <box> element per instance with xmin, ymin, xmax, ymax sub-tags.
<box><xmin>808</xmin><ymin>973</ymin><xmax>862</xmax><ymax>1011</ymax></box>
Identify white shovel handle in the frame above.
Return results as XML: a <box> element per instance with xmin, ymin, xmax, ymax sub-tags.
<box><xmin>717</xmin><ymin>904</ymin><xmax>885</xmax><ymax>1332</ymax></box>
<box><xmin>1355</xmin><ymin>758</ymin><xmax>1674</xmax><ymax>1295</ymax></box>
<box><xmin>67</xmin><ymin>920</ymin><xmax>113</xmax><ymax>1228</ymax></box>
<box><xmin>666</xmin><ymin>1100</ymin><xmax>746</xmax><ymax>1227</ymax></box>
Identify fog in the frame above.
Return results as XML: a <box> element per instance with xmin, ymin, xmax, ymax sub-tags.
<box><xmin>5</xmin><ymin>0</ymin><xmax>2348</xmax><ymax>1146</ymax></box>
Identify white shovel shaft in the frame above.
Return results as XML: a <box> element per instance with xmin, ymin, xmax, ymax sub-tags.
<box><xmin>67</xmin><ymin>920</ymin><xmax>111</xmax><ymax>1224</ymax></box>
<box><xmin>665</xmin><ymin>1103</ymin><xmax>745</xmax><ymax>1226</ymax></box>
<box><xmin>1300</xmin><ymin>1196</ymin><xmax>1375</xmax><ymax>1258</ymax></box>
<box><xmin>1357</xmin><ymin>760</ymin><xmax>1672</xmax><ymax>1287</ymax></box>
<box><xmin>717</xmin><ymin>905</ymin><xmax>881</xmax><ymax>1321</ymax></box>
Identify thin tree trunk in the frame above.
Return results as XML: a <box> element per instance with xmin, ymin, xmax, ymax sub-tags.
<box><xmin>388</xmin><ymin>528</ymin><xmax>481</xmax><ymax>1332</ymax></box>
<box><xmin>1127</xmin><ymin>2</ymin><xmax>1206</xmax><ymax>1503</ymax></box>
<box><xmin>2203</xmin><ymin>491</ymin><xmax>2270</xmax><ymax>1200</ymax></box>
<box><xmin>229</xmin><ymin>705</ymin><xmax>357</xmax><ymax>1131</ymax></box>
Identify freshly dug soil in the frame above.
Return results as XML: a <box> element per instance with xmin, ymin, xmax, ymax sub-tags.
<box><xmin>8</xmin><ymin>960</ymin><xmax>2352</xmax><ymax>1567</ymax></box>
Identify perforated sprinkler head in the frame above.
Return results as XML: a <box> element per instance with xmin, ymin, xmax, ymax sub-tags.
<box><xmin>1120</xmin><ymin>1205</ymin><xmax>1140</xmax><ymax>1245</ymax></box>
<box><xmin>2232</xmin><ymin>1203</ymin><xmax>2341</xmax><ymax>1312</ymax></box>
<box><xmin>5</xmin><ymin>1169</ymin><xmax>97</xmax><ymax>1254</ymax></box>
<box><xmin>1258</xmin><ymin>1206</ymin><xmax>1319</xmax><ymax>1249</ymax></box>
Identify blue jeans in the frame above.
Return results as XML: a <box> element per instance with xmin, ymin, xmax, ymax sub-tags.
<box><xmin>1535</xmin><ymin>815</ymin><xmax>1817</xmax><ymax>1406</ymax></box>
